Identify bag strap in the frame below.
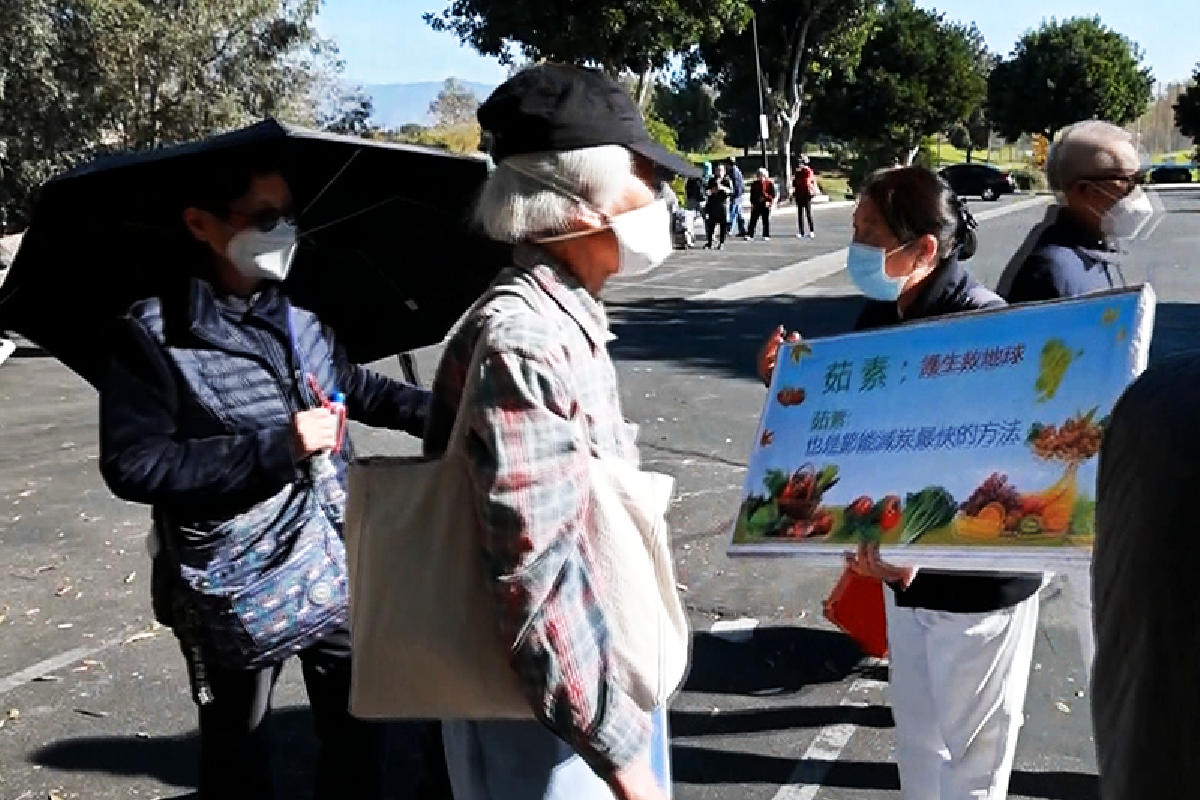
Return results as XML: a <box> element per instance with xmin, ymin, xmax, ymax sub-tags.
<box><xmin>443</xmin><ymin>284</ymin><xmax>537</xmax><ymax>454</ymax></box>
<box><xmin>444</xmin><ymin>322</ymin><xmax>498</xmax><ymax>453</ymax></box>
<box><xmin>285</xmin><ymin>306</ymin><xmax>321</xmax><ymax>411</ymax></box>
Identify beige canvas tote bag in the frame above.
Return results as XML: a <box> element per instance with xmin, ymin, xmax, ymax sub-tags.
<box><xmin>345</xmin><ymin>309</ymin><xmax>690</xmax><ymax>720</ymax></box>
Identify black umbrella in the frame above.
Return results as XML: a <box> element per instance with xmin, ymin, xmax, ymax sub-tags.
<box><xmin>0</xmin><ymin>119</ymin><xmax>511</xmax><ymax>387</ymax></box>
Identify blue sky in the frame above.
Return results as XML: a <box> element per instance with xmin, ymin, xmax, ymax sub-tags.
<box><xmin>316</xmin><ymin>0</ymin><xmax>1197</xmax><ymax>88</ymax></box>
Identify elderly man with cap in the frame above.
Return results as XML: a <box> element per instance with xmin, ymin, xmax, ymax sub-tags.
<box><xmin>1004</xmin><ymin>121</ymin><xmax>1154</xmax><ymax>303</ymax></box>
<box><xmin>421</xmin><ymin>64</ymin><xmax>696</xmax><ymax>800</ymax></box>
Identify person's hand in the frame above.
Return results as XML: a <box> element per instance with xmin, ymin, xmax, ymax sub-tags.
<box><xmin>291</xmin><ymin>407</ymin><xmax>339</xmax><ymax>459</ymax></box>
<box><xmin>757</xmin><ymin>326</ymin><xmax>801</xmax><ymax>387</ymax></box>
<box><xmin>845</xmin><ymin>543</ymin><xmax>916</xmax><ymax>588</ymax></box>
<box><xmin>608</xmin><ymin>758</ymin><xmax>668</xmax><ymax>800</ymax></box>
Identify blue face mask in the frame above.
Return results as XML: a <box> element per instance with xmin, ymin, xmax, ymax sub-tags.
<box><xmin>846</xmin><ymin>242</ymin><xmax>905</xmax><ymax>302</ymax></box>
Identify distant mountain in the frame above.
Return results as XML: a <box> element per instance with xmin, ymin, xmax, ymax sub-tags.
<box><xmin>364</xmin><ymin>81</ymin><xmax>497</xmax><ymax>129</ymax></box>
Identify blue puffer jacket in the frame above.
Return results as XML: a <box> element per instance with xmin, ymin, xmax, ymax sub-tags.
<box><xmin>100</xmin><ymin>277</ymin><xmax>428</xmax><ymax>531</ymax></box>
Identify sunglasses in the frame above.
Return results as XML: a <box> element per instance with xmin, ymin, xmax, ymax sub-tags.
<box><xmin>1080</xmin><ymin>172</ymin><xmax>1146</xmax><ymax>192</ymax></box>
<box><xmin>228</xmin><ymin>207</ymin><xmax>296</xmax><ymax>233</ymax></box>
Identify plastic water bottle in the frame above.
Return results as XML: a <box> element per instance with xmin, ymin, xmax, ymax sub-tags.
<box><xmin>329</xmin><ymin>392</ymin><xmax>347</xmax><ymax>453</ymax></box>
<box><xmin>312</xmin><ymin>392</ymin><xmax>347</xmax><ymax>514</ymax></box>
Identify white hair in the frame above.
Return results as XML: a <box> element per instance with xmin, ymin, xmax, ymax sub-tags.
<box><xmin>1047</xmin><ymin>120</ymin><xmax>1138</xmax><ymax>192</ymax></box>
<box><xmin>473</xmin><ymin>145</ymin><xmax>633</xmax><ymax>243</ymax></box>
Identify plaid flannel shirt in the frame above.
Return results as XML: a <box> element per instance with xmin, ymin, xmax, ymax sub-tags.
<box><xmin>423</xmin><ymin>245</ymin><xmax>649</xmax><ymax>775</ymax></box>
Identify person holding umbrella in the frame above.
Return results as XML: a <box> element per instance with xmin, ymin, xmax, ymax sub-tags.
<box><xmin>98</xmin><ymin>150</ymin><xmax>431</xmax><ymax>800</ymax></box>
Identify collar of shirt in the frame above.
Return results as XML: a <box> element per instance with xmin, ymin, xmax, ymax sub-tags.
<box><xmin>215</xmin><ymin>290</ymin><xmax>262</xmax><ymax>317</ymax></box>
<box><xmin>900</xmin><ymin>256</ymin><xmax>967</xmax><ymax>321</ymax></box>
<box><xmin>1045</xmin><ymin>207</ymin><xmax>1121</xmax><ymax>264</ymax></box>
<box><xmin>185</xmin><ymin>277</ymin><xmax>289</xmax><ymax>345</ymax></box>
<box><xmin>513</xmin><ymin>243</ymin><xmax>617</xmax><ymax>347</ymax></box>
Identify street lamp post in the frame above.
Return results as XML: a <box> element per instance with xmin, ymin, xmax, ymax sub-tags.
<box><xmin>751</xmin><ymin>13</ymin><xmax>771</xmax><ymax>177</ymax></box>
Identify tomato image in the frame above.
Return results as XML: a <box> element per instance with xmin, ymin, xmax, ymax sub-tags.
<box><xmin>847</xmin><ymin>496</ymin><xmax>874</xmax><ymax>520</ymax></box>
<box><xmin>878</xmin><ymin>495</ymin><xmax>903</xmax><ymax>532</ymax></box>
<box><xmin>775</xmin><ymin>387</ymin><xmax>807</xmax><ymax>407</ymax></box>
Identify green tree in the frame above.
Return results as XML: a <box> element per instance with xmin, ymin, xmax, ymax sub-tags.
<box><xmin>713</xmin><ymin>70</ymin><xmax>765</xmax><ymax>152</ymax></box>
<box><xmin>946</xmin><ymin>106</ymin><xmax>991</xmax><ymax>162</ymax></box>
<box><xmin>951</xmin><ymin>23</ymin><xmax>996</xmax><ymax>162</ymax></box>
<box><xmin>644</xmin><ymin>114</ymin><xmax>679</xmax><ymax>152</ymax></box>
<box><xmin>652</xmin><ymin>75</ymin><xmax>722</xmax><ymax>153</ymax></box>
<box><xmin>0</xmin><ymin>0</ymin><xmax>340</xmax><ymax>223</ymax></box>
<box><xmin>429</xmin><ymin>77</ymin><xmax>480</xmax><ymax>128</ymax></box>
<box><xmin>946</xmin><ymin>100</ymin><xmax>992</xmax><ymax>163</ymax></box>
<box><xmin>424</xmin><ymin>0</ymin><xmax>752</xmax><ymax>108</ymax></box>
<box><xmin>698</xmin><ymin>0</ymin><xmax>877</xmax><ymax>184</ymax></box>
<box><xmin>317</xmin><ymin>79</ymin><xmax>376</xmax><ymax>136</ymax></box>
<box><xmin>1175</xmin><ymin>65</ymin><xmax>1200</xmax><ymax>159</ymax></box>
<box><xmin>987</xmin><ymin>16</ymin><xmax>1153</xmax><ymax>141</ymax></box>
<box><xmin>0</xmin><ymin>0</ymin><xmax>110</xmax><ymax>223</ymax></box>
<box><xmin>325</xmin><ymin>96</ymin><xmax>375</xmax><ymax>137</ymax></box>
<box><xmin>815</xmin><ymin>0</ymin><xmax>986</xmax><ymax>167</ymax></box>
<box><xmin>422</xmin><ymin>78</ymin><xmax>483</xmax><ymax>153</ymax></box>
<box><xmin>394</xmin><ymin>123</ymin><xmax>431</xmax><ymax>142</ymax></box>
<box><xmin>87</xmin><ymin>0</ymin><xmax>335</xmax><ymax>148</ymax></box>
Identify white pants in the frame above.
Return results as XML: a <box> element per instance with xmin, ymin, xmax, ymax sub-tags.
<box><xmin>884</xmin><ymin>589</ymin><xmax>1039</xmax><ymax>800</ymax></box>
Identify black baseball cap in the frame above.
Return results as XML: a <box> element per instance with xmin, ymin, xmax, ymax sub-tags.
<box><xmin>478</xmin><ymin>64</ymin><xmax>701</xmax><ymax>179</ymax></box>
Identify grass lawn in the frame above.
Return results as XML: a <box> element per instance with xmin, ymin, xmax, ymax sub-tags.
<box><xmin>816</xmin><ymin>174</ymin><xmax>852</xmax><ymax>200</ymax></box>
<box><xmin>685</xmin><ymin>144</ymin><xmax>743</xmax><ymax>165</ymax></box>
<box><xmin>927</xmin><ymin>140</ymin><xmax>1026</xmax><ymax>171</ymax></box>
<box><xmin>1156</xmin><ymin>149</ymin><xmax>1198</xmax><ymax>164</ymax></box>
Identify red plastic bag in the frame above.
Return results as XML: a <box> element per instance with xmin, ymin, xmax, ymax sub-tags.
<box><xmin>823</xmin><ymin>567</ymin><xmax>889</xmax><ymax>659</ymax></box>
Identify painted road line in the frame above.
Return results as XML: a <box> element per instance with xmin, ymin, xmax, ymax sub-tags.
<box><xmin>625</xmin><ymin>262</ymin><xmax>812</xmax><ymax>291</ymax></box>
<box><xmin>610</xmin><ymin>283</ymin><xmax>715</xmax><ymax>296</ymax></box>
<box><xmin>694</xmin><ymin>250</ymin><xmax>849</xmax><ymax>302</ymax></box>
<box><xmin>710</xmin><ymin>617</ymin><xmax>760</xmax><ymax>643</ymax></box>
<box><xmin>697</xmin><ymin>195</ymin><xmax>1053</xmax><ymax>302</ymax></box>
<box><xmin>0</xmin><ymin>625</ymin><xmax>162</xmax><ymax>697</ymax></box>
<box><xmin>654</xmin><ymin>264</ymin><xmax>803</xmax><ymax>277</ymax></box>
<box><xmin>1139</xmin><ymin>214</ymin><xmax>1166</xmax><ymax>241</ymax></box>
<box><xmin>0</xmin><ymin>338</ymin><xmax>15</xmax><ymax>368</ymax></box>
<box><xmin>771</xmin><ymin>674</ymin><xmax>891</xmax><ymax>800</ymax></box>
<box><xmin>704</xmin><ymin>619</ymin><xmax>890</xmax><ymax>800</ymax></box>
<box><xmin>0</xmin><ymin>641</ymin><xmax>115</xmax><ymax>697</ymax></box>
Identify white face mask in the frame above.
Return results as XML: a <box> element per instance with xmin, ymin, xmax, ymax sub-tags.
<box><xmin>510</xmin><ymin>160</ymin><xmax>675</xmax><ymax>278</ymax></box>
<box><xmin>226</xmin><ymin>221</ymin><xmax>298</xmax><ymax>282</ymax></box>
<box><xmin>534</xmin><ymin>198</ymin><xmax>674</xmax><ymax>277</ymax></box>
<box><xmin>1100</xmin><ymin>187</ymin><xmax>1154</xmax><ymax>239</ymax></box>
<box><xmin>609</xmin><ymin>199</ymin><xmax>673</xmax><ymax>276</ymax></box>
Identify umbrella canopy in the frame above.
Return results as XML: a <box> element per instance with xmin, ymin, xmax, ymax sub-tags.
<box><xmin>0</xmin><ymin>119</ymin><xmax>511</xmax><ymax>387</ymax></box>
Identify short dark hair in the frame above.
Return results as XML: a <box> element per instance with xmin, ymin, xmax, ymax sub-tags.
<box><xmin>859</xmin><ymin>166</ymin><xmax>974</xmax><ymax>262</ymax></box>
<box><xmin>179</xmin><ymin>147</ymin><xmax>286</xmax><ymax>219</ymax></box>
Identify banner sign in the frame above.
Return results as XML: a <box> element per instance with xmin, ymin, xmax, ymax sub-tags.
<box><xmin>728</xmin><ymin>286</ymin><xmax>1156</xmax><ymax>571</ymax></box>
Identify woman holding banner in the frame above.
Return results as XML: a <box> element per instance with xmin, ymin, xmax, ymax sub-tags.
<box><xmin>758</xmin><ymin>166</ymin><xmax>1042</xmax><ymax>800</ymax></box>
